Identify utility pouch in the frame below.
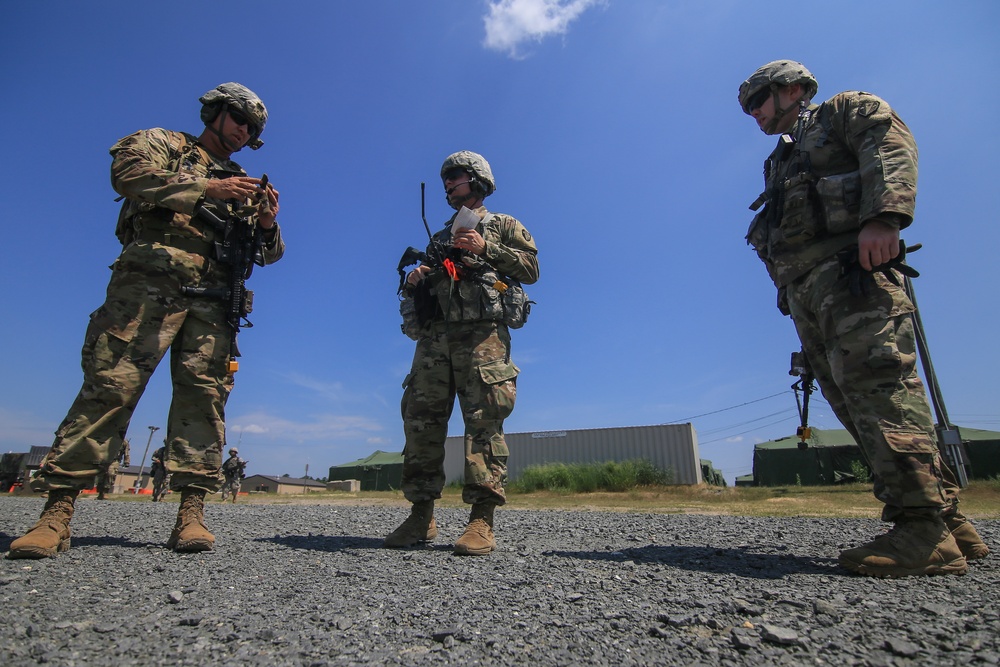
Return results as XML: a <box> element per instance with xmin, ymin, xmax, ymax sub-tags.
<box><xmin>399</xmin><ymin>280</ymin><xmax>439</xmax><ymax>339</ymax></box>
<box><xmin>779</xmin><ymin>172</ymin><xmax>820</xmax><ymax>243</ymax></box>
<box><xmin>501</xmin><ymin>281</ymin><xmax>533</xmax><ymax>329</ymax></box>
<box><xmin>399</xmin><ymin>295</ymin><xmax>421</xmax><ymax>341</ymax></box>
<box><xmin>745</xmin><ymin>208</ymin><xmax>769</xmax><ymax>254</ymax></box>
<box><xmin>814</xmin><ymin>171</ymin><xmax>862</xmax><ymax>235</ymax></box>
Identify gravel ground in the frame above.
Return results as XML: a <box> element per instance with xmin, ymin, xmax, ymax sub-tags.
<box><xmin>0</xmin><ymin>496</ymin><xmax>997</xmax><ymax>667</ymax></box>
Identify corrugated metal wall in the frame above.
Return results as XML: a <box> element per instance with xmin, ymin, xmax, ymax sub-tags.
<box><xmin>442</xmin><ymin>423</ymin><xmax>702</xmax><ymax>485</ymax></box>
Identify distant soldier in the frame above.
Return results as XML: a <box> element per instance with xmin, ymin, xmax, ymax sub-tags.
<box><xmin>96</xmin><ymin>438</ymin><xmax>131</xmax><ymax>500</ymax></box>
<box><xmin>150</xmin><ymin>444</ymin><xmax>170</xmax><ymax>502</ymax></box>
<box><xmin>739</xmin><ymin>60</ymin><xmax>988</xmax><ymax>577</ymax></box>
<box><xmin>220</xmin><ymin>448</ymin><xmax>248</xmax><ymax>503</ymax></box>
<box><xmin>7</xmin><ymin>82</ymin><xmax>284</xmax><ymax>559</ymax></box>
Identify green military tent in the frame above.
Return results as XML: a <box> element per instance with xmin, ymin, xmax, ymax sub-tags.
<box><xmin>700</xmin><ymin>459</ymin><xmax>727</xmax><ymax>487</ymax></box>
<box><xmin>328</xmin><ymin>450</ymin><xmax>404</xmax><ymax>491</ymax></box>
<box><xmin>749</xmin><ymin>426</ymin><xmax>1000</xmax><ymax>486</ymax></box>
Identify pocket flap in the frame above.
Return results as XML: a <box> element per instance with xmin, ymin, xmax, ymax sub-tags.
<box><xmin>478</xmin><ymin>358</ymin><xmax>520</xmax><ymax>385</ymax></box>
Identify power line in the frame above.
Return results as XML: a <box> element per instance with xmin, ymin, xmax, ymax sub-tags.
<box><xmin>663</xmin><ymin>391</ymin><xmax>791</xmax><ymax>424</ymax></box>
<box><xmin>696</xmin><ymin>408</ymin><xmax>798</xmax><ymax>437</ymax></box>
<box><xmin>698</xmin><ymin>414</ymin><xmax>799</xmax><ymax>446</ymax></box>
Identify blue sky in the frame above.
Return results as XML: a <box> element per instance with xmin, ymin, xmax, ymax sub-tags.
<box><xmin>2</xmin><ymin>1</ymin><xmax>997</xmax><ymax>485</ymax></box>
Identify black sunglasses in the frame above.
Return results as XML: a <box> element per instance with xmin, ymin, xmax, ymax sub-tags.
<box><xmin>442</xmin><ymin>167</ymin><xmax>470</xmax><ymax>182</ymax></box>
<box><xmin>228</xmin><ymin>109</ymin><xmax>257</xmax><ymax>133</ymax></box>
<box><xmin>746</xmin><ymin>88</ymin><xmax>772</xmax><ymax>113</ymax></box>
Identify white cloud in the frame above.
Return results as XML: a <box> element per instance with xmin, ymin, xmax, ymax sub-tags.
<box><xmin>227</xmin><ymin>411</ymin><xmax>385</xmax><ymax>445</ymax></box>
<box><xmin>483</xmin><ymin>0</ymin><xmax>604</xmax><ymax>58</ymax></box>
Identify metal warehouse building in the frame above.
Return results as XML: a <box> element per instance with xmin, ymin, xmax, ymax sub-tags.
<box><xmin>441</xmin><ymin>422</ymin><xmax>703</xmax><ymax>485</ymax></box>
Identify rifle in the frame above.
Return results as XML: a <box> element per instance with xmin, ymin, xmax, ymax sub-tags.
<box><xmin>396</xmin><ymin>182</ymin><xmax>456</xmax><ymax>294</ymax></box>
<box><xmin>181</xmin><ymin>174</ymin><xmax>268</xmax><ymax>374</ymax></box>
<box><xmin>789</xmin><ymin>349</ymin><xmax>816</xmax><ymax>450</ymax></box>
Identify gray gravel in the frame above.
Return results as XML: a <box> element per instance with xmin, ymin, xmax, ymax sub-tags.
<box><xmin>1</xmin><ymin>496</ymin><xmax>997</xmax><ymax>666</ymax></box>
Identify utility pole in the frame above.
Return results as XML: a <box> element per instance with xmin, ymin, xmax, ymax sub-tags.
<box><xmin>132</xmin><ymin>425</ymin><xmax>160</xmax><ymax>494</ymax></box>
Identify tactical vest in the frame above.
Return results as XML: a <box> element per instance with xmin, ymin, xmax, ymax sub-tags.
<box><xmin>746</xmin><ymin>105</ymin><xmax>863</xmax><ymax>287</ymax></box>
<box><xmin>114</xmin><ymin>130</ymin><xmax>244</xmax><ymax>250</ymax></box>
<box><xmin>431</xmin><ymin>213</ymin><xmax>531</xmax><ymax>326</ymax></box>
<box><xmin>399</xmin><ymin>212</ymin><xmax>532</xmax><ymax>339</ymax></box>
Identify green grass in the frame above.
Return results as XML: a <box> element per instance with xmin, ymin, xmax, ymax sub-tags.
<box><xmin>509</xmin><ymin>459</ymin><xmax>672</xmax><ymax>493</ymax></box>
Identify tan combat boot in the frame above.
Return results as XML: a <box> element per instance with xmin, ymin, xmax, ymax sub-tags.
<box><xmin>7</xmin><ymin>489</ymin><xmax>80</xmax><ymax>559</ymax></box>
<box><xmin>383</xmin><ymin>500</ymin><xmax>438</xmax><ymax>548</ymax></box>
<box><xmin>946</xmin><ymin>512</ymin><xmax>990</xmax><ymax>560</ymax></box>
<box><xmin>839</xmin><ymin>515</ymin><xmax>967</xmax><ymax>577</ymax></box>
<box><xmin>453</xmin><ymin>503</ymin><xmax>496</xmax><ymax>556</ymax></box>
<box><xmin>166</xmin><ymin>488</ymin><xmax>215</xmax><ymax>552</ymax></box>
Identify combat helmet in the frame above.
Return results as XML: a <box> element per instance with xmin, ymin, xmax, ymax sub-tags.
<box><xmin>199</xmin><ymin>82</ymin><xmax>268</xmax><ymax>149</ymax></box>
<box><xmin>228</xmin><ymin>448</ymin><xmax>238</xmax><ymax>455</ymax></box>
<box><xmin>738</xmin><ymin>60</ymin><xmax>818</xmax><ymax>115</ymax></box>
<box><xmin>440</xmin><ymin>151</ymin><xmax>495</xmax><ymax>197</ymax></box>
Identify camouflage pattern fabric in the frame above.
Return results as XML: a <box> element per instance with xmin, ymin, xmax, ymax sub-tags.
<box><xmin>747</xmin><ymin>88</ymin><xmax>951</xmax><ymax>521</ymax></box>
<box><xmin>787</xmin><ymin>256</ymin><xmax>947</xmax><ymax>518</ymax></box>
<box><xmin>220</xmin><ymin>455</ymin><xmax>247</xmax><ymax>501</ymax></box>
<box><xmin>401</xmin><ymin>321</ymin><xmax>518</xmax><ymax>505</ymax></box>
<box><xmin>31</xmin><ymin>128</ymin><xmax>284</xmax><ymax>495</ymax></box>
<box><xmin>746</xmin><ymin>91</ymin><xmax>918</xmax><ymax>289</ymax></box>
<box><xmin>151</xmin><ymin>447</ymin><xmax>170</xmax><ymax>500</ymax></box>
<box><xmin>95</xmin><ymin>461</ymin><xmax>119</xmax><ymax>496</ymax></box>
<box><xmin>400</xmin><ymin>206</ymin><xmax>538</xmax><ymax>506</ymax></box>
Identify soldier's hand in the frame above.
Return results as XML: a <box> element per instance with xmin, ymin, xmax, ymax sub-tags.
<box><xmin>857</xmin><ymin>218</ymin><xmax>900</xmax><ymax>271</ymax></box>
<box><xmin>205</xmin><ymin>176</ymin><xmax>263</xmax><ymax>202</ymax></box>
<box><xmin>407</xmin><ymin>264</ymin><xmax>432</xmax><ymax>286</ymax></box>
<box><xmin>256</xmin><ymin>181</ymin><xmax>280</xmax><ymax>230</ymax></box>
<box><xmin>453</xmin><ymin>228</ymin><xmax>486</xmax><ymax>256</ymax></box>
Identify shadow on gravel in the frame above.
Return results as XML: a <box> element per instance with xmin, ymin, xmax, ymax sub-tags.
<box><xmin>547</xmin><ymin>545</ymin><xmax>837</xmax><ymax>579</ymax></box>
<box><xmin>71</xmin><ymin>536</ymin><xmax>158</xmax><ymax>549</ymax></box>
<box><xmin>0</xmin><ymin>535</ymin><xmax>155</xmax><ymax>552</ymax></box>
<box><xmin>255</xmin><ymin>534</ymin><xmax>385</xmax><ymax>552</ymax></box>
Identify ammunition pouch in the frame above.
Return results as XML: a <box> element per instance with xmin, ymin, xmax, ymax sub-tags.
<box><xmin>778</xmin><ymin>172</ymin><xmax>820</xmax><ymax>244</ymax></box>
<box><xmin>814</xmin><ymin>171</ymin><xmax>862</xmax><ymax>235</ymax></box>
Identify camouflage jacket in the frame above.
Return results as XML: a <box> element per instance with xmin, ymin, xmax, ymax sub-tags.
<box><xmin>222</xmin><ymin>456</ymin><xmax>247</xmax><ymax>478</ymax></box>
<box><xmin>110</xmin><ymin>128</ymin><xmax>284</xmax><ymax>263</ymax></box>
<box><xmin>746</xmin><ymin>91</ymin><xmax>918</xmax><ymax>287</ymax></box>
<box><xmin>423</xmin><ymin>206</ymin><xmax>539</xmax><ymax>324</ymax></box>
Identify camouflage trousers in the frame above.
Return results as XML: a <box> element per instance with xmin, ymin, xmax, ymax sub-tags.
<box><xmin>32</xmin><ymin>242</ymin><xmax>231</xmax><ymax>494</ymax></box>
<box><xmin>220</xmin><ymin>476</ymin><xmax>242</xmax><ymax>501</ymax></box>
<box><xmin>787</xmin><ymin>256</ymin><xmax>948</xmax><ymax>520</ymax></box>
<box><xmin>96</xmin><ymin>461</ymin><xmax>119</xmax><ymax>495</ymax></box>
<box><xmin>401</xmin><ymin>321</ymin><xmax>519</xmax><ymax>506</ymax></box>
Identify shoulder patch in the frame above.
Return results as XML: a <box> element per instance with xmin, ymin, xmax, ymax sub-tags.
<box><xmin>521</xmin><ymin>229</ymin><xmax>532</xmax><ymax>242</ymax></box>
<box><xmin>857</xmin><ymin>98</ymin><xmax>881</xmax><ymax>118</ymax></box>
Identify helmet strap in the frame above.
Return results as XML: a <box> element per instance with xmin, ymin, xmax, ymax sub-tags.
<box><xmin>207</xmin><ymin>102</ymin><xmax>241</xmax><ymax>154</ymax></box>
<box><xmin>764</xmin><ymin>84</ymin><xmax>805</xmax><ymax>135</ymax></box>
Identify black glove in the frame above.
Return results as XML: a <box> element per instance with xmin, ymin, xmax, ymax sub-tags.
<box><xmin>838</xmin><ymin>241</ymin><xmax>921</xmax><ymax>296</ymax></box>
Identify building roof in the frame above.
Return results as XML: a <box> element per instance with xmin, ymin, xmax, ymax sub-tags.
<box><xmin>25</xmin><ymin>445</ymin><xmax>51</xmax><ymax>467</ymax></box>
<box><xmin>755</xmin><ymin>426</ymin><xmax>1000</xmax><ymax>450</ymax></box>
<box><xmin>245</xmin><ymin>475</ymin><xmax>326</xmax><ymax>488</ymax></box>
<box><xmin>331</xmin><ymin>450</ymin><xmax>404</xmax><ymax>468</ymax></box>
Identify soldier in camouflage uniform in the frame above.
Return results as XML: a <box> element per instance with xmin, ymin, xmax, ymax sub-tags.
<box><xmin>7</xmin><ymin>83</ymin><xmax>284</xmax><ymax>559</ymax></box>
<box><xmin>96</xmin><ymin>438</ymin><xmax>130</xmax><ymax>500</ymax></box>
<box><xmin>385</xmin><ymin>151</ymin><xmax>539</xmax><ymax>556</ymax></box>
<box><xmin>150</xmin><ymin>443</ymin><xmax>170</xmax><ymax>502</ymax></box>
<box><xmin>740</xmin><ymin>61</ymin><xmax>988</xmax><ymax>577</ymax></box>
<box><xmin>220</xmin><ymin>447</ymin><xmax>248</xmax><ymax>503</ymax></box>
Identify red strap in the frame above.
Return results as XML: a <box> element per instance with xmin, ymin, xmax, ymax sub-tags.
<box><xmin>443</xmin><ymin>258</ymin><xmax>460</xmax><ymax>281</ymax></box>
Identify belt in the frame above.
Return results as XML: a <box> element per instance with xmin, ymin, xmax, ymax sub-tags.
<box><xmin>137</xmin><ymin>229</ymin><xmax>214</xmax><ymax>257</ymax></box>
